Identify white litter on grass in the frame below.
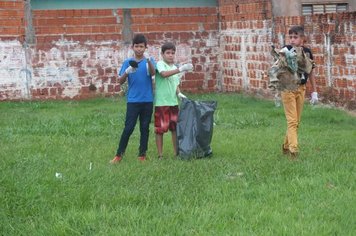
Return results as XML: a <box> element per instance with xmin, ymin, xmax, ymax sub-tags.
<box><xmin>89</xmin><ymin>162</ymin><xmax>93</xmax><ymax>171</ymax></box>
<box><xmin>55</xmin><ymin>172</ymin><xmax>62</xmax><ymax>179</ymax></box>
<box><xmin>225</xmin><ymin>172</ymin><xmax>244</xmax><ymax>180</ymax></box>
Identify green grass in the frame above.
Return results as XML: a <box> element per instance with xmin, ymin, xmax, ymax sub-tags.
<box><xmin>1</xmin><ymin>94</ymin><xmax>355</xmax><ymax>235</ymax></box>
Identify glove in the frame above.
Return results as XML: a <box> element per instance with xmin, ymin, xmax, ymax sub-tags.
<box><xmin>125</xmin><ymin>66</ymin><xmax>136</xmax><ymax>74</ymax></box>
<box><xmin>179</xmin><ymin>63</ymin><xmax>193</xmax><ymax>72</ymax></box>
<box><xmin>177</xmin><ymin>92</ymin><xmax>187</xmax><ymax>100</ymax></box>
<box><xmin>144</xmin><ymin>51</ymin><xmax>150</xmax><ymax>59</ymax></box>
<box><xmin>310</xmin><ymin>91</ymin><xmax>318</xmax><ymax>105</ymax></box>
<box><xmin>144</xmin><ymin>52</ymin><xmax>153</xmax><ymax>62</ymax></box>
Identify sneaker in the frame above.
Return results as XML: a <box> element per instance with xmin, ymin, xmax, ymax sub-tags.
<box><xmin>282</xmin><ymin>145</ymin><xmax>289</xmax><ymax>155</ymax></box>
<box><xmin>158</xmin><ymin>155</ymin><xmax>163</xmax><ymax>160</ymax></box>
<box><xmin>110</xmin><ymin>155</ymin><xmax>122</xmax><ymax>164</ymax></box>
<box><xmin>138</xmin><ymin>156</ymin><xmax>146</xmax><ymax>161</ymax></box>
<box><xmin>289</xmin><ymin>152</ymin><xmax>299</xmax><ymax>161</ymax></box>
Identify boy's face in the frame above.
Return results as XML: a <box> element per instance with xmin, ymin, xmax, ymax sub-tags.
<box><xmin>162</xmin><ymin>49</ymin><xmax>175</xmax><ymax>64</ymax></box>
<box><xmin>289</xmin><ymin>33</ymin><xmax>304</xmax><ymax>47</ymax></box>
<box><xmin>132</xmin><ymin>43</ymin><xmax>146</xmax><ymax>58</ymax></box>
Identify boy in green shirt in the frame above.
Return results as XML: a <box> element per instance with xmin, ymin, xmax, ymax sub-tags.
<box><xmin>154</xmin><ymin>42</ymin><xmax>193</xmax><ymax>159</ymax></box>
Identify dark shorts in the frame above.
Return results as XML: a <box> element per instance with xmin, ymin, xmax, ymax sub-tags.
<box><xmin>154</xmin><ymin>106</ymin><xmax>179</xmax><ymax>134</ymax></box>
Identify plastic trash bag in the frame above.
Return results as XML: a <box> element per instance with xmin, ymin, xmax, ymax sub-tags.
<box><xmin>177</xmin><ymin>98</ymin><xmax>217</xmax><ymax>159</ymax></box>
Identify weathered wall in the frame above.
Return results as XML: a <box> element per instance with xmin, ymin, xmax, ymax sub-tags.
<box><xmin>30</xmin><ymin>9</ymin><xmax>123</xmax><ymax>99</ymax></box>
<box><xmin>271</xmin><ymin>0</ymin><xmax>356</xmax><ymax>17</ymax></box>
<box><xmin>0</xmin><ymin>0</ymin><xmax>27</xmax><ymax>99</ymax></box>
<box><xmin>0</xmin><ymin>0</ymin><xmax>355</xmax><ymax>107</ymax></box>
<box><xmin>219</xmin><ymin>0</ymin><xmax>355</xmax><ymax>106</ymax></box>
<box><xmin>123</xmin><ymin>7</ymin><xmax>220</xmax><ymax>93</ymax></box>
<box><xmin>219</xmin><ymin>0</ymin><xmax>273</xmax><ymax>94</ymax></box>
<box><xmin>0</xmin><ymin>6</ymin><xmax>219</xmax><ymax>100</ymax></box>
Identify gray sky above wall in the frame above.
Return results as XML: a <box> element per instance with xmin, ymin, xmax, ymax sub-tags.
<box><xmin>31</xmin><ymin>0</ymin><xmax>218</xmax><ymax>10</ymax></box>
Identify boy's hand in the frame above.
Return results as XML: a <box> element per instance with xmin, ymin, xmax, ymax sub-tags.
<box><xmin>178</xmin><ymin>92</ymin><xmax>187</xmax><ymax>100</ymax></box>
<box><xmin>179</xmin><ymin>63</ymin><xmax>193</xmax><ymax>72</ymax></box>
<box><xmin>125</xmin><ymin>66</ymin><xmax>136</xmax><ymax>74</ymax></box>
<box><xmin>310</xmin><ymin>91</ymin><xmax>318</xmax><ymax>105</ymax></box>
<box><xmin>118</xmin><ymin>90</ymin><xmax>125</xmax><ymax>97</ymax></box>
<box><xmin>144</xmin><ymin>52</ymin><xmax>153</xmax><ymax>61</ymax></box>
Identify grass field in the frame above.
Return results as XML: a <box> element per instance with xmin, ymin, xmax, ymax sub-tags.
<box><xmin>1</xmin><ymin>93</ymin><xmax>355</xmax><ymax>235</ymax></box>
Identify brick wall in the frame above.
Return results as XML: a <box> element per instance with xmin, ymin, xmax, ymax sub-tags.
<box><xmin>0</xmin><ymin>0</ymin><xmax>25</xmax><ymax>40</ymax></box>
<box><xmin>130</xmin><ymin>7</ymin><xmax>220</xmax><ymax>93</ymax></box>
<box><xmin>0</xmin><ymin>0</ymin><xmax>355</xmax><ymax>108</ymax></box>
<box><xmin>2</xmin><ymin>4</ymin><xmax>218</xmax><ymax>100</ymax></box>
<box><xmin>30</xmin><ymin>9</ymin><xmax>123</xmax><ymax>99</ymax></box>
<box><xmin>0</xmin><ymin>0</ymin><xmax>26</xmax><ymax>99</ymax></box>
<box><xmin>219</xmin><ymin>0</ymin><xmax>273</xmax><ymax>94</ymax></box>
<box><xmin>1</xmin><ymin>6</ymin><xmax>219</xmax><ymax>100</ymax></box>
<box><xmin>219</xmin><ymin>0</ymin><xmax>355</xmax><ymax>107</ymax></box>
<box><xmin>305</xmin><ymin>13</ymin><xmax>355</xmax><ymax>105</ymax></box>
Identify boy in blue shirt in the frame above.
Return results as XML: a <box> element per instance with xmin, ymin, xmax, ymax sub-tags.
<box><xmin>111</xmin><ymin>34</ymin><xmax>155</xmax><ymax>163</ymax></box>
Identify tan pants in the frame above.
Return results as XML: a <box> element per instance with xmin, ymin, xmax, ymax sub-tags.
<box><xmin>281</xmin><ymin>85</ymin><xmax>306</xmax><ymax>153</ymax></box>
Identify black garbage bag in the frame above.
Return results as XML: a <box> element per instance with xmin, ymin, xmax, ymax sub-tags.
<box><xmin>177</xmin><ymin>98</ymin><xmax>217</xmax><ymax>160</ymax></box>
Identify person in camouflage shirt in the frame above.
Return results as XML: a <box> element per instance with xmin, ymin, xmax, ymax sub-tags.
<box><xmin>269</xmin><ymin>26</ymin><xmax>318</xmax><ymax>159</ymax></box>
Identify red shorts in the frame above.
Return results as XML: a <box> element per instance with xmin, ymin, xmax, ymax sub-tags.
<box><xmin>154</xmin><ymin>106</ymin><xmax>179</xmax><ymax>134</ymax></box>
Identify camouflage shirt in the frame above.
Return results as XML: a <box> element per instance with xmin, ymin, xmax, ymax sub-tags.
<box><xmin>268</xmin><ymin>45</ymin><xmax>315</xmax><ymax>92</ymax></box>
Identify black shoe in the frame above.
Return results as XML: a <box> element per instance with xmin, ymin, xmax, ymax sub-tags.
<box><xmin>282</xmin><ymin>145</ymin><xmax>289</xmax><ymax>155</ymax></box>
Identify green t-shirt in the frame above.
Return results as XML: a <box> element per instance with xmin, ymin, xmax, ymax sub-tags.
<box><xmin>154</xmin><ymin>60</ymin><xmax>181</xmax><ymax>106</ymax></box>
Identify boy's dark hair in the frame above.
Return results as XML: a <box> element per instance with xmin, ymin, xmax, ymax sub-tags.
<box><xmin>161</xmin><ymin>42</ymin><xmax>176</xmax><ymax>53</ymax></box>
<box><xmin>132</xmin><ymin>34</ymin><xmax>147</xmax><ymax>47</ymax></box>
<box><xmin>289</xmin><ymin>26</ymin><xmax>305</xmax><ymax>36</ymax></box>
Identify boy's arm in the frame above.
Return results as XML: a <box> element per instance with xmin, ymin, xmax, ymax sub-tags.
<box><xmin>117</xmin><ymin>63</ymin><xmax>137</xmax><ymax>84</ymax></box>
<box><xmin>160</xmin><ymin>63</ymin><xmax>193</xmax><ymax>78</ymax></box>
<box><xmin>143</xmin><ymin>51</ymin><xmax>155</xmax><ymax>76</ymax></box>
<box><xmin>309</xmin><ymin>70</ymin><xmax>316</xmax><ymax>92</ymax></box>
<box><xmin>118</xmin><ymin>73</ymin><xmax>128</xmax><ymax>85</ymax></box>
<box><xmin>176</xmin><ymin>86</ymin><xmax>187</xmax><ymax>99</ymax></box>
<box><xmin>307</xmin><ymin>48</ymin><xmax>318</xmax><ymax>104</ymax></box>
<box><xmin>176</xmin><ymin>87</ymin><xmax>181</xmax><ymax>95</ymax></box>
<box><xmin>160</xmin><ymin>68</ymin><xmax>180</xmax><ymax>78</ymax></box>
<box><xmin>147</xmin><ymin>59</ymin><xmax>156</xmax><ymax>76</ymax></box>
